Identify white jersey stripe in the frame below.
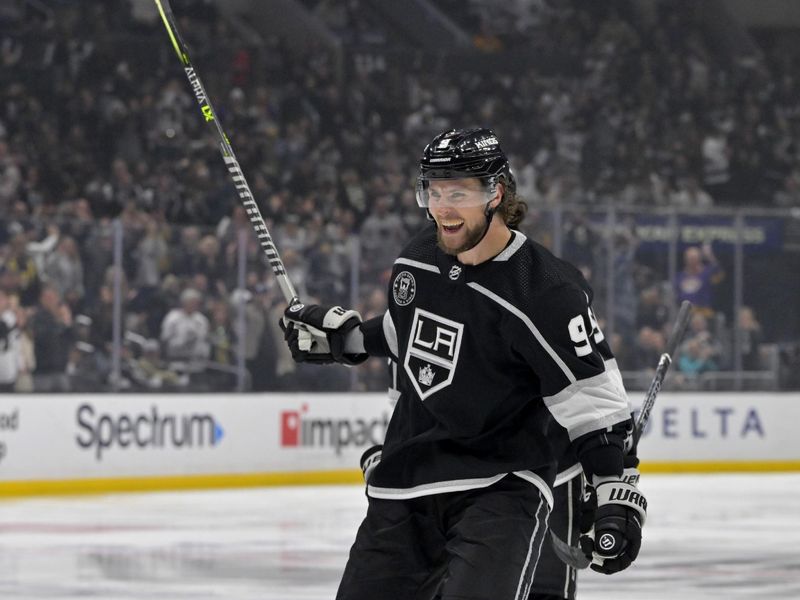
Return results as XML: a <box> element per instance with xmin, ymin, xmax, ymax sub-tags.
<box><xmin>564</xmin><ymin>478</ymin><xmax>575</xmax><ymax>598</ymax></box>
<box><xmin>543</xmin><ymin>362</ymin><xmax>630</xmax><ymax>440</ymax></box>
<box><xmin>493</xmin><ymin>230</ymin><xmax>527</xmax><ymax>262</ymax></box>
<box><xmin>368</xmin><ymin>473</ymin><xmax>506</xmax><ymax>500</ymax></box>
<box><xmin>394</xmin><ymin>257</ymin><xmax>440</xmax><ymax>273</ymax></box>
<box><xmin>466</xmin><ymin>282</ymin><xmax>577</xmax><ymax>384</ymax></box>
<box><xmin>382</xmin><ymin>310</ymin><xmax>399</xmax><ymax>358</ymax></box>
<box><xmin>512</xmin><ymin>470</ymin><xmax>554</xmax><ymax>508</ymax></box>
<box><xmin>514</xmin><ymin>492</ymin><xmax>550</xmax><ymax>600</ymax></box>
<box><xmin>554</xmin><ymin>462</ymin><xmax>582</xmax><ymax>487</ymax></box>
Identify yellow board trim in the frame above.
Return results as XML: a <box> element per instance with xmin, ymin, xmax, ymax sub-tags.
<box><xmin>0</xmin><ymin>469</ymin><xmax>364</xmax><ymax>498</ymax></box>
<box><xmin>1</xmin><ymin>461</ymin><xmax>799</xmax><ymax>498</ymax></box>
<box><xmin>641</xmin><ymin>460</ymin><xmax>800</xmax><ymax>473</ymax></box>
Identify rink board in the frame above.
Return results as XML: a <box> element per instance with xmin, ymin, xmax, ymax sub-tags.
<box><xmin>0</xmin><ymin>392</ymin><xmax>798</xmax><ymax>496</ymax></box>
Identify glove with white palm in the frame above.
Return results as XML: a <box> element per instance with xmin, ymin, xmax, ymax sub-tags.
<box><xmin>281</xmin><ymin>303</ymin><xmax>368</xmax><ymax>366</ymax></box>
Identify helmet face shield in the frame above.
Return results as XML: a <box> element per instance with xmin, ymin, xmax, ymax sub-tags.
<box><xmin>415</xmin><ymin>176</ymin><xmax>496</xmax><ymax>208</ymax></box>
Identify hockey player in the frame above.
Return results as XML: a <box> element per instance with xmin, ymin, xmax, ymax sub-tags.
<box><xmin>358</xmin><ymin>385</ymin><xmax>587</xmax><ymax>598</ymax></box>
<box><xmin>281</xmin><ymin>128</ymin><xmax>645</xmax><ymax>599</ymax></box>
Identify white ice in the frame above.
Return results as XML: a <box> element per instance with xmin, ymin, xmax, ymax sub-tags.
<box><xmin>1</xmin><ymin>474</ymin><xmax>799</xmax><ymax>599</ymax></box>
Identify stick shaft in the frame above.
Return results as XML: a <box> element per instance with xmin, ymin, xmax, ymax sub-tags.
<box><xmin>632</xmin><ymin>300</ymin><xmax>693</xmax><ymax>448</ymax></box>
<box><xmin>153</xmin><ymin>0</ymin><xmax>299</xmax><ymax>306</ymax></box>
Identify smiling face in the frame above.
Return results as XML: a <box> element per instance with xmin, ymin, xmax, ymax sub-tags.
<box><xmin>427</xmin><ymin>178</ymin><xmax>500</xmax><ymax>255</ymax></box>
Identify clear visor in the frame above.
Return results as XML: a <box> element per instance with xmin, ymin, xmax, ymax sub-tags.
<box><xmin>415</xmin><ymin>177</ymin><xmax>496</xmax><ymax>208</ymax></box>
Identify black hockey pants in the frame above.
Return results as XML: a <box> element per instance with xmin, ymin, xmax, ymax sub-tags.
<box><xmin>336</xmin><ymin>475</ymin><xmax>551</xmax><ymax>600</ymax></box>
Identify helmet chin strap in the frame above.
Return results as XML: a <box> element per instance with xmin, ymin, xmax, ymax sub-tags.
<box><xmin>472</xmin><ymin>201</ymin><xmax>497</xmax><ymax>248</ymax></box>
<box><xmin>475</xmin><ymin>183</ymin><xmax>503</xmax><ymax>248</ymax></box>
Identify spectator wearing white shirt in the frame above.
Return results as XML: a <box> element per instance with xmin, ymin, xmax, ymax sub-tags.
<box><xmin>0</xmin><ymin>289</ymin><xmax>21</xmax><ymax>392</ymax></box>
<box><xmin>159</xmin><ymin>288</ymin><xmax>210</xmax><ymax>370</ymax></box>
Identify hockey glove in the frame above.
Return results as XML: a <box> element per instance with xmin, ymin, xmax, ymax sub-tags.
<box><xmin>578</xmin><ymin>477</ymin><xmax>598</xmax><ymax>536</ymax></box>
<box><xmin>281</xmin><ymin>303</ymin><xmax>368</xmax><ymax>366</ymax></box>
<box><xmin>579</xmin><ymin>457</ymin><xmax>646</xmax><ymax>574</ymax></box>
<box><xmin>359</xmin><ymin>445</ymin><xmax>382</xmax><ymax>484</ymax></box>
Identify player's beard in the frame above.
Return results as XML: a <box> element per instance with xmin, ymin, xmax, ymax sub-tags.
<box><xmin>435</xmin><ymin>218</ymin><xmax>486</xmax><ymax>255</ymax></box>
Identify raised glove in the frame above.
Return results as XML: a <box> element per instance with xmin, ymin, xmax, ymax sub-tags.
<box><xmin>579</xmin><ymin>458</ymin><xmax>646</xmax><ymax>574</ymax></box>
<box><xmin>281</xmin><ymin>303</ymin><xmax>368</xmax><ymax>366</ymax></box>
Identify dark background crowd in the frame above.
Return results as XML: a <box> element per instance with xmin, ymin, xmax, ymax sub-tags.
<box><xmin>0</xmin><ymin>0</ymin><xmax>799</xmax><ymax>393</ymax></box>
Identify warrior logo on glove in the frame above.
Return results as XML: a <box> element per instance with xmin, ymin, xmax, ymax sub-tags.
<box><xmin>598</xmin><ymin>534</ymin><xmax>617</xmax><ymax>552</ymax></box>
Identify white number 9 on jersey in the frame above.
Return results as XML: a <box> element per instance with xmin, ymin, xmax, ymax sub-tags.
<box><xmin>568</xmin><ymin>307</ymin><xmax>605</xmax><ymax>357</ymax></box>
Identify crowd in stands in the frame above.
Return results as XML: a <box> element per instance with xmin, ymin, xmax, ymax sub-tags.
<box><xmin>0</xmin><ymin>0</ymin><xmax>796</xmax><ymax>392</ymax></box>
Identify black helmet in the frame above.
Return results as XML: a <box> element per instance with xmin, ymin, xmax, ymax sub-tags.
<box><xmin>416</xmin><ymin>128</ymin><xmax>514</xmax><ymax>208</ymax></box>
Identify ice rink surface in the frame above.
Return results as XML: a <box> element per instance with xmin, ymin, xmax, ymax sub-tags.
<box><xmin>1</xmin><ymin>474</ymin><xmax>799</xmax><ymax>599</ymax></box>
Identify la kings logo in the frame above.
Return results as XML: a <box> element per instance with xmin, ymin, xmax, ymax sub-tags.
<box><xmin>404</xmin><ymin>308</ymin><xmax>463</xmax><ymax>400</ymax></box>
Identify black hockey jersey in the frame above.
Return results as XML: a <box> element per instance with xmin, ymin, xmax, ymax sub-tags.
<box><xmin>361</xmin><ymin>227</ymin><xmax>630</xmax><ymax>503</ymax></box>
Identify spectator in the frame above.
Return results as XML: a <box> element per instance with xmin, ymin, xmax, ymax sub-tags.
<box><xmin>2</xmin><ymin>231</ymin><xmax>42</xmax><ymax>307</ymax></box>
<box><xmin>68</xmin><ymin>314</ymin><xmax>110</xmax><ymax>391</ymax></box>
<box><xmin>636</xmin><ymin>285</ymin><xmax>671</xmax><ymax>332</ymax></box>
<box><xmin>128</xmin><ymin>338</ymin><xmax>189</xmax><ymax>389</ymax></box>
<box><xmin>208</xmin><ymin>298</ymin><xmax>234</xmax><ymax>366</ymax></box>
<box><xmin>159</xmin><ymin>287</ymin><xmax>210</xmax><ymax>368</ymax></box>
<box><xmin>245</xmin><ymin>284</ymin><xmax>281</xmax><ymax>391</ymax></box>
<box><xmin>133</xmin><ymin>218</ymin><xmax>169</xmax><ymax>287</ymax></box>
<box><xmin>674</xmin><ymin>243</ymin><xmax>723</xmax><ymax>317</ymax></box>
<box><xmin>0</xmin><ymin>289</ymin><xmax>21</xmax><ymax>391</ymax></box>
<box><xmin>359</xmin><ymin>195</ymin><xmax>405</xmax><ymax>280</ymax></box>
<box><xmin>678</xmin><ymin>336</ymin><xmax>719</xmax><ymax>378</ymax></box>
<box><xmin>701</xmin><ymin>126</ymin><xmax>731</xmax><ymax>202</ymax></box>
<box><xmin>632</xmin><ymin>325</ymin><xmax>666</xmax><ymax>371</ymax></box>
<box><xmin>737</xmin><ymin>305</ymin><xmax>764</xmax><ymax>371</ymax></box>
<box><xmin>0</xmin><ymin>140</ymin><xmax>21</xmax><ymax>206</ymax></box>
<box><xmin>681</xmin><ymin>311</ymin><xmax>723</xmax><ymax>371</ymax></box>
<box><xmin>611</xmin><ymin>226</ymin><xmax>638</xmax><ymax>345</ymax></box>
<box><xmin>169</xmin><ymin>226</ymin><xmax>203</xmax><ymax>277</ymax></box>
<box><xmin>14</xmin><ymin>305</ymin><xmax>35</xmax><ymax>392</ymax></box>
<box><xmin>30</xmin><ymin>285</ymin><xmax>74</xmax><ymax>392</ymax></box>
<box><xmin>43</xmin><ymin>235</ymin><xmax>85</xmax><ymax>309</ymax></box>
<box><xmin>195</xmin><ymin>234</ymin><xmax>225</xmax><ymax>287</ymax></box>
<box><xmin>670</xmin><ymin>176</ymin><xmax>714</xmax><ymax>208</ymax></box>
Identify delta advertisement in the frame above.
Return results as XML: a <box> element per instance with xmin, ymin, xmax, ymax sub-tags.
<box><xmin>0</xmin><ymin>393</ymin><xmax>797</xmax><ymax>495</ymax></box>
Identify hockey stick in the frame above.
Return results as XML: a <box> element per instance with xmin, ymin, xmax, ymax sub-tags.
<box><xmin>153</xmin><ymin>0</ymin><xmax>299</xmax><ymax>307</ymax></box>
<box><xmin>632</xmin><ymin>300</ymin><xmax>693</xmax><ymax>451</ymax></box>
<box><xmin>550</xmin><ymin>300</ymin><xmax>694</xmax><ymax>569</ymax></box>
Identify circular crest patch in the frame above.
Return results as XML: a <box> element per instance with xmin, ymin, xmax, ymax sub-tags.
<box><xmin>392</xmin><ymin>271</ymin><xmax>416</xmax><ymax>306</ymax></box>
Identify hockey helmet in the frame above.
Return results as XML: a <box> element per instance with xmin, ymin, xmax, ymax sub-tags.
<box><xmin>415</xmin><ymin>127</ymin><xmax>514</xmax><ymax>208</ymax></box>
